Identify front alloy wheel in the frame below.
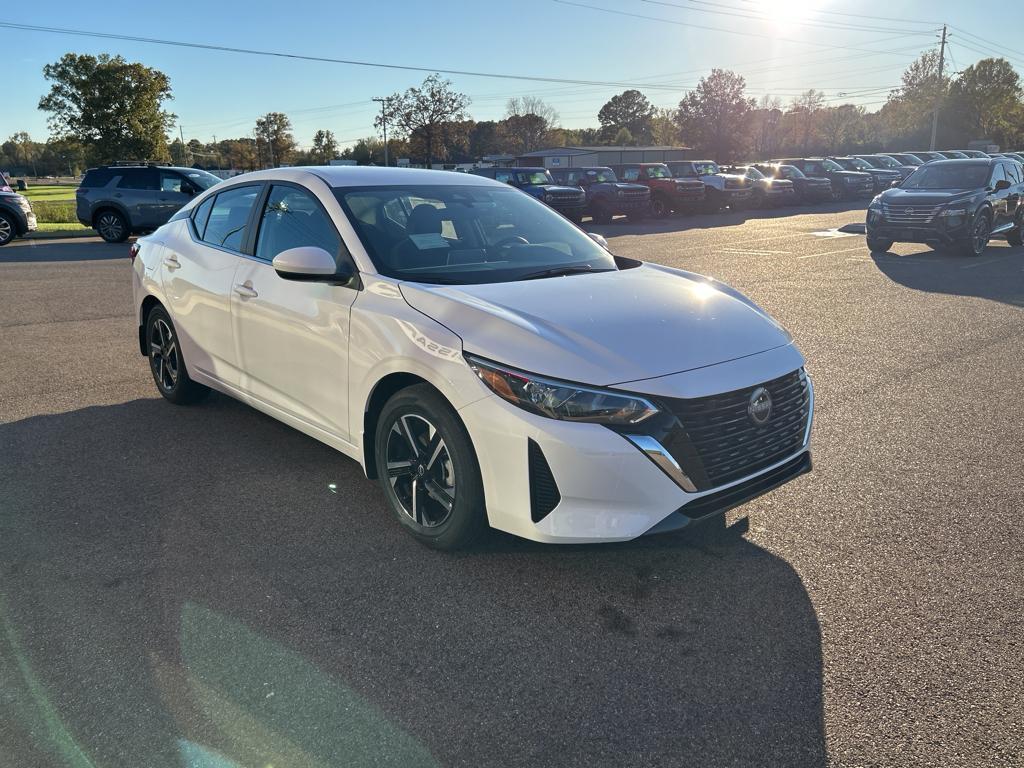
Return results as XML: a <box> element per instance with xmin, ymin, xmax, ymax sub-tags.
<box><xmin>962</xmin><ymin>214</ymin><xmax>990</xmax><ymax>257</ymax></box>
<box><xmin>0</xmin><ymin>213</ymin><xmax>14</xmax><ymax>246</ymax></box>
<box><xmin>374</xmin><ymin>384</ymin><xmax>486</xmax><ymax>549</ymax></box>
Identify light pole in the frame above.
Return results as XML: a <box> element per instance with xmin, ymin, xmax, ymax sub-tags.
<box><xmin>373</xmin><ymin>97</ymin><xmax>389</xmax><ymax>167</ymax></box>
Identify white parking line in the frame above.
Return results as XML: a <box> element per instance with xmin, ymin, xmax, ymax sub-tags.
<box><xmin>720</xmin><ymin>249</ymin><xmax>792</xmax><ymax>255</ymax></box>
<box><xmin>798</xmin><ymin>245</ymin><xmax>868</xmax><ymax>259</ymax></box>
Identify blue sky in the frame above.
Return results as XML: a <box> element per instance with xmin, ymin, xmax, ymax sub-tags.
<box><xmin>4</xmin><ymin>1</ymin><xmax>1022</xmax><ymax>151</ymax></box>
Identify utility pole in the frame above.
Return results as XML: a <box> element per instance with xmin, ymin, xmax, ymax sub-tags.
<box><xmin>373</xmin><ymin>97</ymin><xmax>389</xmax><ymax>167</ymax></box>
<box><xmin>929</xmin><ymin>24</ymin><xmax>947</xmax><ymax>151</ymax></box>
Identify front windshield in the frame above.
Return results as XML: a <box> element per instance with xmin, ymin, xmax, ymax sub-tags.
<box><xmin>942</xmin><ymin>151</ymin><xmax>968</xmax><ymax>159</ymax></box>
<box><xmin>900</xmin><ymin>163</ymin><xmax>991</xmax><ymax>190</ymax></box>
<box><xmin>515</xmin><ymin>171</ymin><xmax>552</xmax><ymax>185</ymax></box>
<box><xmin>183</xmin><ymin>169</ymin><xmax>222</xmax><ymax>190</ymax></box>
<box><xmin>778</xmin><ymin>165</ymin><xmax>805</xmax><ymax>179</ymax></box>
<box><xmin>870</xmin><ymin>156</ymin><xmax>900</xmax><ymax>169</ymax></box>
<box><xmin>694</xmin><ymin>161</ymin><xmax>720</xmax><ymax>175</ymax></box>
<box><xmin>645</xmin><ymin>164</ymin><xmax>671</xmax><ymax>178</ymax></box>
<box><xmin>894</xmin><ymin>154</ymin><xmax>923</xmax><ymax>165</ymax></box>
<box><xmin>821</xmin><ymin>159</ymin><xmax>844</xmax><ymax>172</ymax></box>
<box><xmin>590</xmin><ymin>168</ymin><xmax>618</xmax><ymax>183</ymax></box>
<box><xmin>742</xmin><ymin>167</ymin><xmax>765</xmax><ymax>180</ymax></box>
<box><xmin>847</xmin><ymin>158</ymin><xmax>873</xmax><ymax>170</ymax></box>
<box><xmin>335</xmin><ymin>184</ymin><xmax>617</xmax><ymax>285</ymax></box>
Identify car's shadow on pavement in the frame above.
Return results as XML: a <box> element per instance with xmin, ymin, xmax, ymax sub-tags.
<box><xmin>1</xmin><ymin>237</ymin><xmax>128</xmax><ymax>262</ymax></box>
<box><xmin>0</xmin><ymin>394</ymin><xmax>827</xmax><ymax>768</ymax></box>
<box><xmin>869</xmin><ymin>243</ymin><xmax>1024</xmax><ymax>307</ymax></box>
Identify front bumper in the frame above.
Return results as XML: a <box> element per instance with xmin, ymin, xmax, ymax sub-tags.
<box><xmin>548</xmin><ymin>199</ymin><xmax>587</xmax><ymax>216</ymax></box>
<box><xmin>866</xmin><ymin>210</ymin><xmax>971</xmax><ymax>245</ymax></box>
<box><xmin>723</xmin><ymin>188</ymin><xmax>752</xmax><ymax>201</ymax></box>
<box><xmin>458</xmin><ymin>350</ymin><xmax>813</xmax><ymax>543</ymax></box>
<box><xmin>25</xmin><ymin>211</ymin><xmax>37</xmax><ymax>232</ymax></box>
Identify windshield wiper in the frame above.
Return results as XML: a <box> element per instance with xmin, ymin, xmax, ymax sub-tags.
<box><xmin>403</xmin><ymin>275</ymin><xmax>465</xmax><ymax>285</ymax></box>
<box><xmin>519</xmin><ymin>265</ymin><xmax>612</xmax><ymax>281</ymax></box>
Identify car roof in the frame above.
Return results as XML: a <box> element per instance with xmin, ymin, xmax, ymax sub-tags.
<box><xmin>219</xmin><ymin>165</ymin><xmax>504</xmax><ymax>189</ymax></box>
<box><xmin>920</xmin><ymin>158</ymin><xmax>993</xmax><ymax>167</ymax></box>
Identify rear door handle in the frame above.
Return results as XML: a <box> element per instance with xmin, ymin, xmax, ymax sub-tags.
<box><xmin>163</xmin><ymin>254</ymin><xmax>180</xmax><ymax>270</ymax></box>
<box><xmin>234</xmin><ymin>283</ymin><xmax>258</xmax><ymax>298</ymax></box>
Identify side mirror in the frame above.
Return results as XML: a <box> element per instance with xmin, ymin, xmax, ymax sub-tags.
<box><xmin>588</xmin><ymin>232</ymin><xmax>610</xmax><ymax>250</ymax></box>
<box><xmin>272</xmin><ymin>246</ymin><xmax>355</xmax><ymax>285</ymax></box>
<box><xmin>994</xmin><ymin>178</ymin><xmax>1011</xmax><ymax>191</ymax></box>
<box><xmin>890</xmin><ymin>179</ymin><xmax>901</xmax><ymax>188</ymax></box>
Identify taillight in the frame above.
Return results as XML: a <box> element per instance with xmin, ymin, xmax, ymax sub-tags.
<box><xmin>129</xmin><ymin>242</ymin><xmax>140</xmax><ymax>263</ymax></box>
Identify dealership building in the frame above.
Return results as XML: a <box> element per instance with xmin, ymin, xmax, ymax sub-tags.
<box><xmin>514</xmin><ymin>145</ymin><xmax>694</xmax><ymax>168</ymax></box>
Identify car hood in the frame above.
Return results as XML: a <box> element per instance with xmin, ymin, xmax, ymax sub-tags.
<box><xmin>881</xmin><ymin>188</ymin><xmax>978</xmax><ymax>205</ymax></box>
<box><xmin>398</xmin><ymin>263</ymin><xmax>792</xmax><ymax>386</ymax></box>
<box><xmin>832</xmin><ymin>170</ymin><xmax>873</xmax><ymax>179</ymax></box>
<box><xmin>525</xmin><ymin>184</ymin><xmax>584</xmax><ymax>195</ymax></box>
<box><xmin>609</xmin><ymin>182</ymin><xmax>649</xmax><ymax>193</ymax></box>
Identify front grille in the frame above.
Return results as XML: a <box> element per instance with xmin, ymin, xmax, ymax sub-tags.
<box><xmin>623</xmin><ymin>190</ymin><xmax>648</xmax><ymax>198</ymax></box>
<box><xmin>528</xmin><ymin>439</ymin><xmax>561</xmax><ymax>523</ymax></box>
<box><xmin>881</xmin><ymin>203</ymin><xmax>942</xmax><ymax>223</ymax></box>
<box><xmin>661</xmin><ymin>370</ymin><xmax>810</xmax><ymax>490</ymax></box>
<box><xmin>550</xmin><ymin>193</ymin><xmax>583</xmax><ymax>203</ymax></box>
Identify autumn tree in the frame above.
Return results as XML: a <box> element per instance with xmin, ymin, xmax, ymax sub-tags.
<box><xmin>311</xmin><ymin>130</ymin><xmax>339</xmax><ymax>163</ymax></box>
<box><xmin>598</xmin><ymin>90</ymin><xmax>656</xmax><ymax>144</ymax></box>
<box><xmin>819</xmin><ymin>104</ymin><xmax>866</xmax><ymax>153</ymax></box>
<box><xmin>38</xmin><ymin>53</ymin><xmax>175</xmax><ymax>164</ymax></box>
<box><xmin>377</xmin><ymin>74</ymin><xmax>470</xmax><ymax>167</ymax></box>
<box><xmin>676</xmin><ymin>69</ymin><xmax>755</xmax><ymax>162</ymax></box>
<box><xmin>254</xmin><ymin>112</ymin><xmax>296</xmax><ymax>167</ymax></box>
<box><xmin>947</xmin><ymin>58</ymin><xmax>1024</xmax><ymax>148</ymax></box>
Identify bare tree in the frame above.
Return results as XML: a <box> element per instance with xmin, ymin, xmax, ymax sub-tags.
<box><xmin>789</xmin><ymin>89</ymin><xmax>826</xmax><ymax>152</ymax></box>
<box><xmin>506</xmin><ymin>96</ymin><xmax>559</xmax><ymax>127</ymax></box>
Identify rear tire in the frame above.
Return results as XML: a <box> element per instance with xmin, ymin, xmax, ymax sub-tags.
<box><xmin>866</xmin><ymin>237</ymin><xmax>894</xmax><ymax>253</ymax></box>
<box><xmin>145</xmin><ymin>305</ymin><xmax>210</xmax><ymax>405</ymax></box>
<box><xmin>374</xmin><ymin>384</ymin><xmax>487</xmax><ymax>550</ymax></box>
<box><xmin>95</xmin><ymin>209</ymin><xmax>129</xmax><ymax>243</ymax></box>
<box><xmin>0</xmin><ymin>212</ymin><xmax>15</xmax><ymax>246</ymax></box>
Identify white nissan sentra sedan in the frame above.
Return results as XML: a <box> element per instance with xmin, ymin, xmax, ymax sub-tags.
<box><xmin>131</xmin><ymin>166</ymin><xmax>813</xmax><ymax>549</ymax></box>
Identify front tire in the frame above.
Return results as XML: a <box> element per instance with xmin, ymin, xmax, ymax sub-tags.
<box><xmin>591</xmin><ymin>202</ymin><xmax>613</xmax><ymax>224</ymax></box>
<box><xmin>95</xmin><ymin>210</ymin><xmax>129</xmax><ymax>243</ymax></box>
<box><xmin>866</xmin><ymin>236</ymin><xmax>894</xmax><ymax>253</ymax></box>
<box><xmin>959</xmin><ymin>213</ymin><xmax>990</xmax><ymax>257</ymax></box>
<box><xmin>145</xmin><ymin>306</ymin><xmax>210</xmax><ymax>404</ymax></box>
<box><xmin>374</xmin><ymin>384</ymin><xmax>487</xmax><ymax>550</ymax></box>
<box><xmin>0</xmin><ymin>212</ymin><xmax>15</xmax><ymax>246</ymax></box>
<box><xmin>650</xmin><ymin>194</ymin><xmax>671</xmax><ymax>219</ymax></box>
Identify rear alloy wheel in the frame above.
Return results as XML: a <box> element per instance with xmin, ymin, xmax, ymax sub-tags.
<box><xmin>866</xmin><ymin>237</ymin><xmax>894</xmax><ymax>253</ymax></box>
<box><xmin>96</xmin><ymin>210</ymin><xmax>129</xmax><ymax>243</ymax></box>
<box><xmin>0</xmin><ymin>212</ymin><xmax>15</xmax><ymax>246</ymax></box>
<box><xmin>145</xmin><ymin>306</ymin><xmax>209</xmax><ymax>404</ymax></box>
<box><xmin>375</xmin><ymin>384</ymin><xmax>486</xmax><ymax>550</ymax></box>
<box><xmin>960</xmin><ymin>214</ymin><xmax>990</xmax><ymax>257</ymax></box>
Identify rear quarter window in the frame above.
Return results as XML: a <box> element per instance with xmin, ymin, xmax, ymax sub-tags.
<box><xmin>81</xmin><ymin>168</ymin><xmax>116</xmax><ymax>188</ymax></box>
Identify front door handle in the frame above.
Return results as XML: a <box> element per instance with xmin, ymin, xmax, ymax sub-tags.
<box><xmin>163</xmin><ymin>254</ymin><xmax>180</xmax><ymax>270</ymax></box>
<box><xmin>234</xmin><ymin>282</ymin><xmax>258</xmax><ymax>298</ymax></box>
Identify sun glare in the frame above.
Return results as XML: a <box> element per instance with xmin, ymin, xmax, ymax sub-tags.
<box><xmin>755</xmin><ymin>0</ymin><xmax>819</xmax><ymax>24</ymax></box>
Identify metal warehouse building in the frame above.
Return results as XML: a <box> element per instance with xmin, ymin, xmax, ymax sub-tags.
<box><xmin>515</xmin><ymin>145</ymin><xmax>694</xmax><ymax>168</ymax></box>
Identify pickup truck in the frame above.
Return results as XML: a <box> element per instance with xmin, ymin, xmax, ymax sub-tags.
<box><xmin>830</xmin><ymin>156</ymin><xmax>903</xmax><ymax>193</ymax></box>
<box><xmin>549</xmin><ymin>166</ymin><xmax>650</xmax><ymax>223</ymax></box>
<box><xmin>608</xmin><ymin>163</ymin><xmax>705</xmax><ymax>218</ymax></box>
<box><xmin>751</xmin><ymin>163</ymin><xmax>833</xmax><ymax>204</ymax></box>
<box><xmin>665</xmin><ymin>160</ymin><xmax>752</xmax><ymax>212</ymax></box>
<box><xmin>470</xmin><ymin>166</ymin><xmax>587</xmax><ymax>222</ymax></box>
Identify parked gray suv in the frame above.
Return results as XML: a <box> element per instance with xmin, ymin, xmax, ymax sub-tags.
<box><xmin>76</xmin><ymin>164</ymin><xmax>222</xmax><ymax>242</ymax></box>
<box><xmin>0</xmin><ymin>189</ymin><xmax>37</xmax><ymax>246</ymax></box>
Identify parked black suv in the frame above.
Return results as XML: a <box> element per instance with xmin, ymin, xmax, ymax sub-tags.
<box><xmin>830</xmin><ymin>156</ymin><xmax>903</xmax><ymax>192</ymax></box>
<box><xmin>549</xmin><ymin>166</ymin><xmax>650</xmax><ymax>223</ymax></box>
<box><xmin>470</xmin><ymin>167</ymin><xmax>587</xmax><ymax>222</ymax></box>
<box><xmin>866</xmin><ymin>158</ymin><xmax>1024</xmax><ymax>256</ymax></box>
<box><xmin>0</xmin><ymin>189</ymin><xmax>37</xmax><ymax>246</ymax></box>
<box><xmin>751</xmin><ymin>163</ymin><xmax>833</xmax><ymax>204</ymax></box>
<box><xmin>774</xmin><ymin>158</ymin><xmax>874</xmax><ymax>199</ymax></box>
<box><xmin>76</xmin><ymin>164</ymin><xmax>222</xmax><ymax>242</ymax></box>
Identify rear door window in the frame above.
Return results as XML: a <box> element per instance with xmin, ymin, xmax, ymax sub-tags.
<box><xmin>116</xmin><ymin>168</ymin><xmax>158</xmax><ymax>190</ymax></box>
<box><xmin>81</xmin><ymin>168</ymin><xmax>116</xmax><ymax>188</ymax></box>
<box><xmin>191</xmin><ymin>196</ymin><xmax>215</xmax><ymax>238</ymax></box>
<box><xmin>201</xmin><ymin>186</ymin><xmax>260</xmax><ymax>251</ymax></box>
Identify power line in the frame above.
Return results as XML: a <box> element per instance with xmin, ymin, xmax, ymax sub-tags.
<box><xmin>728</xmin><ymin>0</ymin><xmax>942</xmax><ymax>26</ymax></box>
<box><xmin>552</xmin><ymin>1</ymin><xmax>935</xmax><ymax>54</ymax></box>
<box><xmin>0</xmin><ymin>19</ymin><xmax>768</xmax><ymax>92</ymax></box>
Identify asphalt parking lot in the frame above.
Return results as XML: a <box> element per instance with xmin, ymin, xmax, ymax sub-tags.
<box><xmin>2</xmin><ymin>204</ymin><xmax>1022</xmax><ymax>767</ymax></box>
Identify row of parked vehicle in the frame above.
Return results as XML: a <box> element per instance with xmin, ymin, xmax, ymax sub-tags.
<box><xmin>468</xmin><ymin>149</ymin><xmax>1024</xmax><ymax>224</ymax></box>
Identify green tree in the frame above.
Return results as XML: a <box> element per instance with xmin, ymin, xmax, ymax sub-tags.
<box><xmin>819</xmin><ymin>104</ymin><xmax>866</xmax><ymax>153</ymax></box>
<box><xmin>611</xmin><ymin>127</ymin><xmax>634</xmax><ymax>146</ymax></box>
<box><xmin>676</xmin><ymin>69</ymin><xmax>755</xmax><ymax>162</ymax></box>
<box><xmin>468</xmin><ymin>120</ymin><xmax>502</xmax><ymax>158</ymax></box>
<box><xmin>947</xmin><ymin>58</ymin><xmax>1024</xmax><ymax>147</ymax></box>
<box><xmin>38</xmin><ymin>53</ymin><xmax>175</xmax><ymax>164</ymax></box>
<box><xmin>881</xmin><ymin>50</ymin><xmax>950</xmax><ymax>147</ymax></box>
<box><xmin>598</xmin><ymin>90</ymin><xmax>655</xmax><ymax>144</ymax></box>
<box><xmin>498</xmin><ymin>113</ymin><xmax>550</xmax><ymax>155</ymax></box>
<box><xmin>650</xmin><ymin>108</ymin><xmax>680</xmax><ymax>146</ymax></box>
<box><xmin>377</xmin><ymin>74</ymin><xmax>470</xmax><ymax>167</ymax></box>
<box><xmin>311</xmin><ymin>129</ymin><xmax>339</xmax><ymax>163</ymax></box>
<box><xmin>255</xmin><ymin>112</ymin><xmax>296</xmax><ymax>167</ymax></box>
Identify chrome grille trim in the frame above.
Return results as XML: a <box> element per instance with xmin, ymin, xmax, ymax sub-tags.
<box><xmin>881</xmin><ymin>203</ymin><xmax>943</xmax><ymax>223</ymax></box>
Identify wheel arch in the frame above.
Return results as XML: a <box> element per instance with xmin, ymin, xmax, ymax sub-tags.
<box><xmin>363</xmin><ymin>372</ymin><xmax>438</xmax><ymax>479</ymax></box>
<box><xmin>138</xmin><ymin>295</ymin><xmax>164</xmax><ymax>355</ymax></box>
<box><xmin>91</xmin><ymin>203</ymin><xmax>131</xmax><ymax>228</ymax></box>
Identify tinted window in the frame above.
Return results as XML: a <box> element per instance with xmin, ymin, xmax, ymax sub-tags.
<box><xmin>336</xmin><ymin>184</ymin><xmax>616</xmax><ymax>285</ymax></box>
<box><xmin>990</xmin><ymin>164</ymin><xmax>1008</xmax><ymax>186</ymax></box>
<box><xmin>117</xmin><ymin>169</ymin><xmax>158</xmax><ymax>190</ymax></box>
<box><xmin>191</xmin><ymin>196</ymin><xmax>214</xmax><ymax>238</ymax></box>
<box><xmin>202</xmin><ymin>186</ymin><xmax>259</xmax><ymax>251</ymax></box>
<box><xmin>494</xmin><ymin>170</ymin><xmax>514</xmax><ymax>184</ymax></box>
<box><xmin>1006</xmin><ymin>162</ymin><xmax>1022</xmax><ymax>184</ymax></box>
<box><xmin>255</xmin><ymin>185</ymin><xmax>341</xmax><ymax>263</ymax></box>
<box><xmin>902</xmin><ymin>163</ymin><xmax>990</xmax><ymax>190</ymax></box>
<box><xmin>81</xmin><ymin>168</ymin><xmax>116</xmax><ymax>188</ymax></box>
<box><xmin>621</xmin><ymin>167</ymin><xmax>640</xmax><ymax>181</ymax></box>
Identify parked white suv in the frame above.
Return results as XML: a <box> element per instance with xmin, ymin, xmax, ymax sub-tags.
<box><xmin>132</xmin><ymin>167</ymin><xmax>813</xmax><ymax>548</ymax></box>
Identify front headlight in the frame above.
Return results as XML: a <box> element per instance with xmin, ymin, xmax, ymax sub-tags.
<box><xmin>466</xmin><ymin>355</ymin><xmax>659</xmax><ymax>425</ymax></box>
<box><xmin>868</xmin><ymin>195</ymin><xmax>882</xmax><ymax>210</ymax></box>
